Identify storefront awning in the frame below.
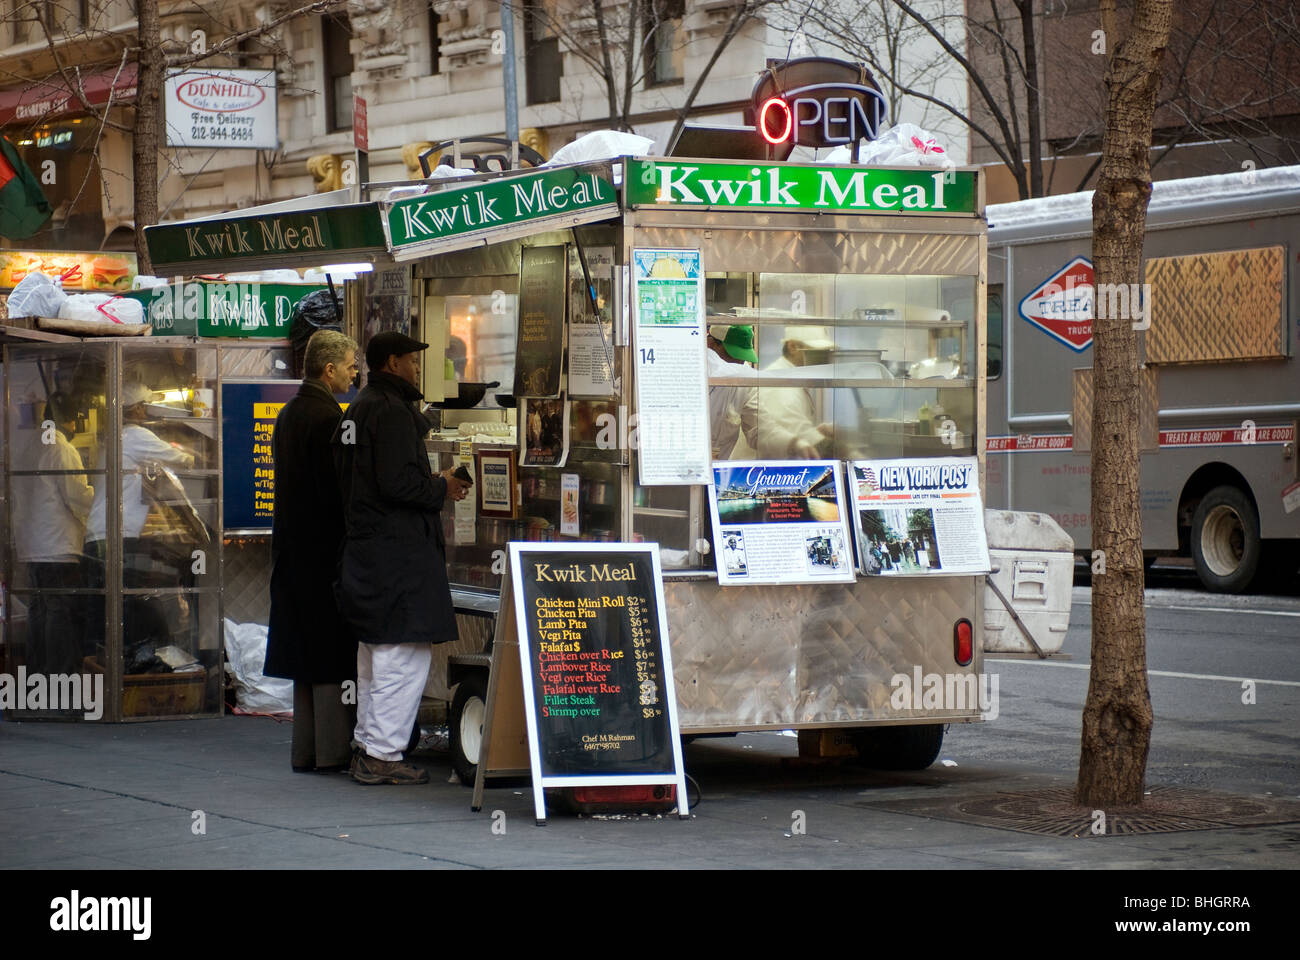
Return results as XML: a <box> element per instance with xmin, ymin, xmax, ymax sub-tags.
<box><xmin>0</xmin><ymin>63</ymin><xmax>138</xmax><ymax>126</ymax></box>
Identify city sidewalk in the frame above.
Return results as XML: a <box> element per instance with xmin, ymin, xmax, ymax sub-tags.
<box><xmin>2</xmin><ymin>714</ymin><xmax>1297</xmax><ymax>870</ymax></box>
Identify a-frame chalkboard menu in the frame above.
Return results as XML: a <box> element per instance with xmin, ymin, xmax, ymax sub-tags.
<box><xmin>508</xmin><ymin>542</ymin><xmax>689</xmax><ymax>823</ymax></box>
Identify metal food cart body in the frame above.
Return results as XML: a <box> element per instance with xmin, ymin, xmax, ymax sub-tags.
<box><xmin>140</xmin><ymin>157</ymin><xmax>988</xmax><ymax>765</ymax></box>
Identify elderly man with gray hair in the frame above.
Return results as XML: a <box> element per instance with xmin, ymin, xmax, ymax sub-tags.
<box><xmin>265</xmin><ymin>329</ymin><xmax>360</xmax><ymax>772</ymax></box>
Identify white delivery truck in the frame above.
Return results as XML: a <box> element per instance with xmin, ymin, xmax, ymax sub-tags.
<box><xmin>985</xmin><ymin>165</ymin><xmax>1300</xmax><ymax>593</ymax></box>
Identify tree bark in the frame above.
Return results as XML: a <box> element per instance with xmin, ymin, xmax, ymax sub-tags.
<box><xmin>134</xmin><ymin>0</ymin><xmax>164</xmax><ymax>274</ymax></box>
<box><xmin>1076</xmin><ymin>0</ymin><xmax>1171</xmax><ymax>809</ymax></box>
<box><xmin>1016</xmin><ymin>0</ymin><xmax>1042</xmax><ymax>197</ymax></box>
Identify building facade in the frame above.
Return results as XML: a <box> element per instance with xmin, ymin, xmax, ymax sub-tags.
<box><xmin>0</xmin><ymin>0</ymin><xmax>971</xmax><ymax>252</ymax></box>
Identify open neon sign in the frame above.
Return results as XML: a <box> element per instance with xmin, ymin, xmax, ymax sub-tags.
<box><xmin>752</xmin><ymin>59</ymin><xmax>889</xmax><ymax>150</ymax></box>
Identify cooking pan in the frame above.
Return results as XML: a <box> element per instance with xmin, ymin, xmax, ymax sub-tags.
<box><xmin>426</xmin><ymin>380</ymin><xmax>500</xmax><ymax>409</ymax></box>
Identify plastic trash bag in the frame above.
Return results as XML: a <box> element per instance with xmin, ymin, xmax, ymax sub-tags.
<box><xmin>288</xmin><ymin>288</ymin><xmax>342</xmax><ymax>377</ymax></box>
<box><xmin>222</xmin><ymin>618</ymin><xmax>294</xmax><ymax>714</ymax></box>
<box><xmin>7</xmin><ymin>271</ymin><xmax>67</xmax><ymax>318</ymax></box>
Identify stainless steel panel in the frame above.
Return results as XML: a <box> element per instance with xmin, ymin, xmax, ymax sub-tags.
<box><xmin>664</xmin><ymin>575</ymin><xmax>983</xmax><ymax>730</ymax></box>
<box><xmin>426</xmin><ymin>612</ymin><xmax>494</xmax><ymax>701</ymax></box>
<box><xmin>1145</xmin><ymin>246</ymin><xmax>1286</xmax><ymax>364</ymax></box>
<box><xmin>630</xmin><ymin>224</ymin><xmax>980</xmax><ymax>278</ymax></box>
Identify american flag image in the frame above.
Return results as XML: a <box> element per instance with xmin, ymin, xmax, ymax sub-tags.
<box><xmin>858</xmin><ymin>466</ymin><xmax>878</xmax><ymax>492</ymax></box>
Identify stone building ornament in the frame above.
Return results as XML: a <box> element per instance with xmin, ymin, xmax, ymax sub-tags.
<box><xmin>434</xmin><ymin>0</ymin><xmax>494</xmax><ymax>69</ymax></box>
<box><xmin>307</xmin><ymin>154</ymin><xmax>345</xmax><ymax>192</ymax></box>
<box><xmin>402</xmin><ymin>141</ymin><xmax>438</xmax><ymax>178</ymax></box>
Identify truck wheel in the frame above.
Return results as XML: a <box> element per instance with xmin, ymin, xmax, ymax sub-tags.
<box><xmin>852</xmin><ymin>724</ymin><xmax>944</xmax><ymax>771</ymax></box>
<box><xmin>1191</xmin><ymin>485</ymin><xmax>1260</xmax><ymax>593</ymax></box>
<box><xmin>450</xmin><ymin>673</ymin><xmax>489</xmax><ymax>786</ymax></box>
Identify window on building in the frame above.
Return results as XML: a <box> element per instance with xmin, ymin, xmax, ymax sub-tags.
<box><xmin>523</xmin><ymin>0</ymin><xmax>561</xmax><ymax>105</ymax></box>
<box><xmin>429</xmin><ymin>8</ymin><xmax>441</xmax><ymax>75</ymax></box>
<box><xmin>644</xmin><ymin>0</ymin><xmax>685</xmax><ymax>86</ymax></box>
<box><xmin>323</xmin><ymin>14</ymin><xmax>354</xmax><ymax>132</ymax></box>
<box><xmin>12</xmin><ymin>0</ymin><xmax>89</xmax><ymax>38</ymax></box>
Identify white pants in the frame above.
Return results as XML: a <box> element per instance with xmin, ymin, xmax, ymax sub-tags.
<box><xmin>354</xmin><ymin>643</ymin><xmax>432</xmax><ymax>762</ymax></box>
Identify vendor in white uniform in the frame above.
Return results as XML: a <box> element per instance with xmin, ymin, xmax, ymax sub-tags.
<box><xmin>83</xmin><ymin>381</ymin><xmax>195</xmax><ymax>656</ymax></box>
<box><xmin>706</xmin><ymin>322</ymin><xmax>759</xmax><ymax>460</ymax></box>
<box><xmin>754</xmin><ymin>326</ymin><xmax>837</xmax><ymax>459</ymax></box>
<box><xmin>16</xmin><ymin>393</ymin><xmax>94</xmax><ymax>676</ymax></box>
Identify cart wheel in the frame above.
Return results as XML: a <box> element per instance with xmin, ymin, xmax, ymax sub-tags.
<box><xmin>852</xmin><ymin>724</ymin><xmax>944</xmax><ymax>771</ymax></box>
<box><xmin>450</xmin><ymin>672</ymin><xmax>489</xmax><ymax>786</ymax></box>
<box><xmin>1191</xmin><ymin>485</ymin><xmax>1260</xmax><ymax>594</ymax></box>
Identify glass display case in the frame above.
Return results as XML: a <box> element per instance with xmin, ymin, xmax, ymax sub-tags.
<box><xmin>420</xmin><ymin>232</ymin><xmax>628</xmax><ymax>596</ymax></box>
<box><xmin>1</xmin><ymin>339</ymin><xmax>285</xmax><ymax>720</ymax></box>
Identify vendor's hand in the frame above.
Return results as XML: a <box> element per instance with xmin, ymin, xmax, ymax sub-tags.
<box><xmin>791</xmin><ymin>439</ymin><xmax>820</xmax><ymax>459</ymax></box>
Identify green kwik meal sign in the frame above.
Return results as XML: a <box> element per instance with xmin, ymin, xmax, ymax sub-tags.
<box><xmin>624</xmin><ymin>159</ymin><xmax>976</xmax><ymax>215</ymax></box>
<box><xmin>384</xmin><ymin>162</ymin><xmax>618</xmax><ymax>255</ymax></box>
<box><xmin>146</xmin><ymin>204</ymin><xmax>387</xmax><ymax>272</ymax></box>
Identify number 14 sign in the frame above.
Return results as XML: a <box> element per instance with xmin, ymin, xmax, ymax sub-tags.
<box><xmin>631</xmin><ymin>248</ymin><xmax>712</xmax><ymax>486</ymax></box>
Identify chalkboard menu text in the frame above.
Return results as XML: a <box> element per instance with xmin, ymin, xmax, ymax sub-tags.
<box><xmin>510</xmin><ymin>543</ymin><xmax>689</xmax><ymax>822</ymax></box>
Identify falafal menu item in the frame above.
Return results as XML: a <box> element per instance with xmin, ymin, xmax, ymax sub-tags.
<box><xmin>707</xmin><ymin>460</ymin><xmax>856</xmax><ymax>585</ymax></box>
<box><xmin>850</xmin><ymin>457</ymin><xmax>991</xmax><ymax>576</ymax></box>
<box><xmin>509</xmin><ymin>543</ymin><xmax>689</xmax><ymax>822</ymax></box>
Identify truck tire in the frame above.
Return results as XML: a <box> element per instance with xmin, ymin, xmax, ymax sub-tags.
<box><xmin>449</xmin><ymin>673</ymin><xmax>489</xmax><ymax>786</ymax></box>
<box><xmin>852</xmin><ymin>724</ymin><xmax>944</xmax><ymax>771</ymax></box>
<box><xmin>1190</xmin><ymin>485</ymin><xmax>1260</xmax><ymax>594</ymax></box>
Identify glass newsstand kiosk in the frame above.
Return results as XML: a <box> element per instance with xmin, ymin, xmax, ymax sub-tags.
<box><xmin>141</xmin><ymin>156</ymin><xmax>988</xmax><ymax>771</ymax></box>
<box><xmin>2</xmin><ymin>335</ymin><xmax>294</xmax><ymax>720</ymax></box>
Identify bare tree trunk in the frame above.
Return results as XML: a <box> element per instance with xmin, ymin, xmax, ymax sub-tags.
<box><xmin>1016</xmin><ymin>0</ymin><xmax>1043</xmax><ymax>197</ymax></box>
<box><xmin>134</xmin><ymin>0</ymin><xmax>164</xmax><ymax>274</ymax></box>
<box><xmin>1076</xmin><ymin>0</ymin><xmax>1171</xmax><ymax>809</ymax></box>
<box><xmin>590</xmin><ymin>0</ymin><xmax>619</xmax><ymax>122</ymax></box>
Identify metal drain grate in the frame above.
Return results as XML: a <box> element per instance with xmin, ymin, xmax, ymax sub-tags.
<box><xmin>860</xmin><ymin>786</ymin><xmax>1300</xmax><ymax>837</ymax></box>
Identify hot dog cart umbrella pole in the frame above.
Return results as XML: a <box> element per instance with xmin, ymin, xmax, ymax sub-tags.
<box><xmin>143</xmin><ymin>155</ymin><xmax>988</xmax><ymax>776</ymax></box>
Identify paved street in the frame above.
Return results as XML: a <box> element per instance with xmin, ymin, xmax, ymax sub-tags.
<box><xmin>3</xmin><ymin>575</ymin><xmax>1297</xmax><ymax>872</ymax></box>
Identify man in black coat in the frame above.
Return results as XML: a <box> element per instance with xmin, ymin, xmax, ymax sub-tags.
<box><xmin>336</xmin><ymin>331</ymin><xmax>471</xmax><ymax>785</ymax></box>
<box><xmin>265</xmin><ymin>330</ymin><xmax>359</xmax><ymax>772</ymax></box>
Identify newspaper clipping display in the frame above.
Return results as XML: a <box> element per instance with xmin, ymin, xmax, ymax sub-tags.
<box><xmin>708</xmin><ymin>460</ymin><xmax>855</xmax><ymax>585</ymax></box>
<box><xmin>850</xmin><ymin>457</ymin><xmax>990</xmax><ymax>576</ymax></box>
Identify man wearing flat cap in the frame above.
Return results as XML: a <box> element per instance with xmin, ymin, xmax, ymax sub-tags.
<box><xmin>334</xmin><ymin>331</ymin><xmax>471</xmax><ymax>785</ymax></box>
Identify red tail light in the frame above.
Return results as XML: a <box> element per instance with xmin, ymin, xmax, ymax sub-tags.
<box><xmin>954</xmin><ymin>619</ymin><xmax>973</xmax><ymax>666</ymax></box>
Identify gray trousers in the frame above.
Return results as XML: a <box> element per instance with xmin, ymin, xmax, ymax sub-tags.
<box><xmin>292</xmin><ymin>682</ymin><xmax>357</xmax><ymax>770</ymax></box>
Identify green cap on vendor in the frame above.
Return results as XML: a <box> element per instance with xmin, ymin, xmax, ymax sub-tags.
<box><xmin>707</xmin><ymin>323</ymin><xmax>758</xmax><ymax>363</ymax></box>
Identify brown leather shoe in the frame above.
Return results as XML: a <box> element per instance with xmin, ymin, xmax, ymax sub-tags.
<box><xmin>351</xmin><ymin>752</ymin><xmax>429</xmax><ymax>785</ymax></box>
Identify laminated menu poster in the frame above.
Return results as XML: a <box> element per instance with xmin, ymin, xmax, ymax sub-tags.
<box><xmin>220</xmin><ymin>379</ymin><xmax>302</xmax><ymax>530</ymax></box>
<box><xmin>513</xmin><ymin>245</ymin><xmax>567</xmax><ymax>398</ymax></box>
<box><xmin>850</xmin><ymin>457</ymin><xmax>991</xmax><ymax>576</ymax></box>
<box><xmin>631</xmin><ymin>248</ymin><xmax>711</xmax><ymax>485</ymax></box>
<box><xmin>509</xmin><ymin>543</ymin><xmax>689</xmax><ymax>822</ymax></box>
<box><xmin>707</xmin><ymin>460</ymin><xmax>856</xmax><ymax>585</ymax></box>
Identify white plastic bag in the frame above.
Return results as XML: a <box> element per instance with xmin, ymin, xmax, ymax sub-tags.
<box><xmin>825</xmin><ymin>123</ymin><xmax>955</xmax><ymax>170</ymax></box>
<box><xmin>222</xmin><ymin>617</ymin><xmax>294</xmax><ymax>714</ymax></box>
<box><xmin>58</xmin><ymin>293</ymin><xmax>144</xmax><ymax>325</ymax></box>
<box><xmin>546</xmin><ymin>130</ymin><xmax>655</xmax><ymax>166</ymax></box>
<box><xmin>7</xmin><ymin>271</ymin><xmax>67</xmax><ymax>318</ymax></box>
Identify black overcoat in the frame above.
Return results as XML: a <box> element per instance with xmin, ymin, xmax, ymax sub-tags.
<box><xmin>333</xmin><ymin>371</ymin><xmax>458</xmax><ymax>646</ymax></box>
<box><xmin>264</xmin><ymin>378</ymin><xmax>356</xmax><ymax>682</ymax></box>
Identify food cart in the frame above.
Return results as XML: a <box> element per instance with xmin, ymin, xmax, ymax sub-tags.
<box><xmin>141</xmin><ymin>153</ymin><xmax>989</xmax><ymax>773</ymax></box>
<box><xmin>1</xmin><ymin>330</ymin><xmax>295</xmax><ymax>721</ymax></box>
